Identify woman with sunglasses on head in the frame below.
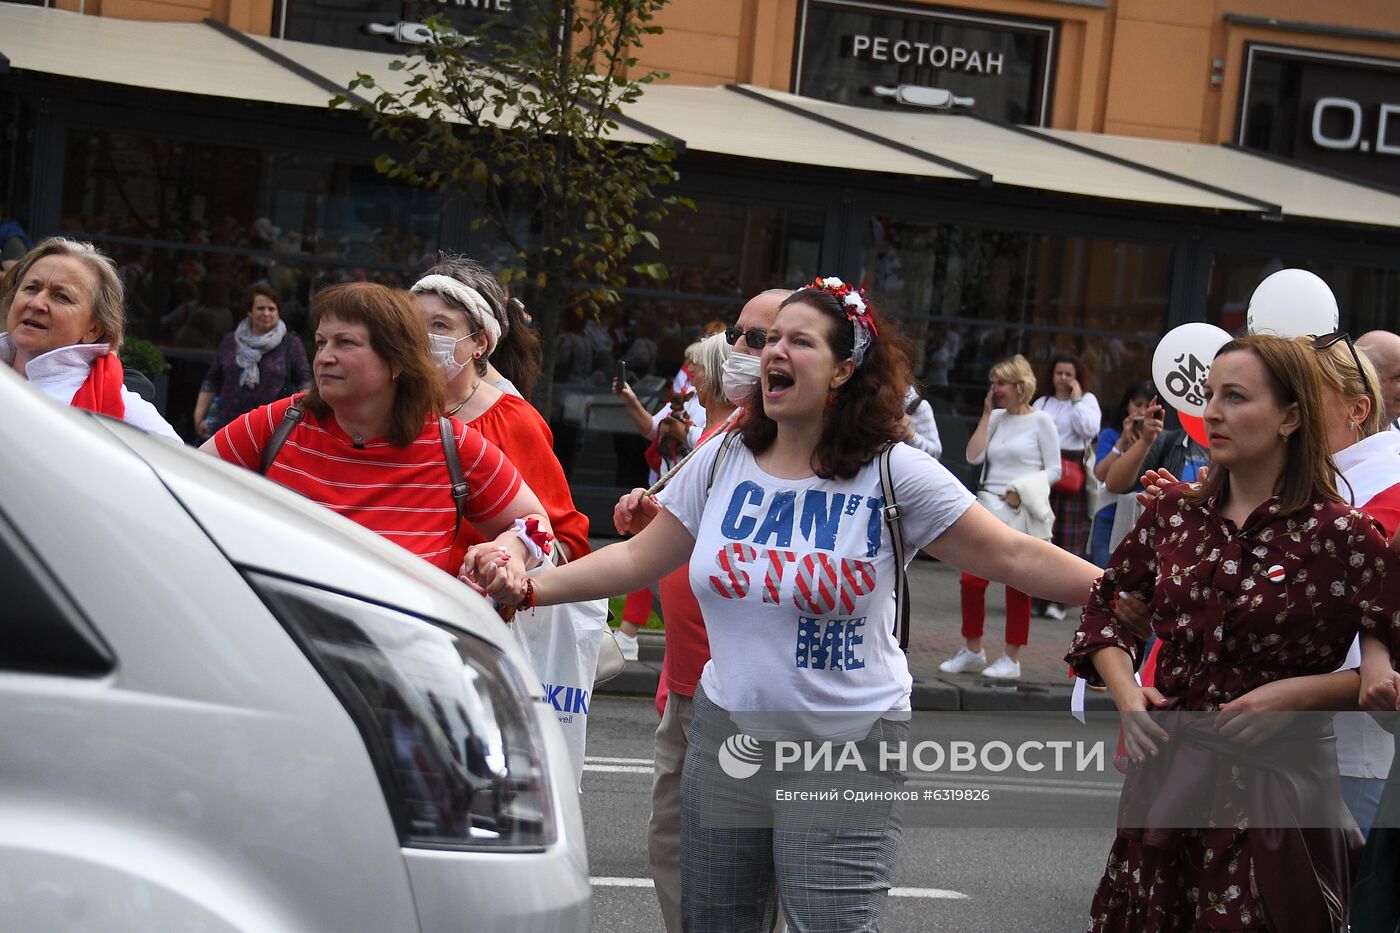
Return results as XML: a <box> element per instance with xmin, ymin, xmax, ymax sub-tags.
<box><xmin>466</xmin><ymin>277</ymin><xmax>1102</xmax><ymax>933</ymax></box>
<box><xmin>1134</xmin><ymin>335</ymin><xmax>1400</xmax><ymax>837</ymax></box>
<box><xmin>410</xmin><ymin>258</ymin><xmax>590</xmax><ymax>564</ymax></box>
<box><xmin>1068</xmin><ymin>334</ymin><xmax>1400</xmax><ymax>933</ymax></box>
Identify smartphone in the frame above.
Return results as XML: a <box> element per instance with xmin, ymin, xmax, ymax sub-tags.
<box><xmin>613</xmin><ymin>360</ymin><xmax>627</xmax><ymax>394</ymax></box>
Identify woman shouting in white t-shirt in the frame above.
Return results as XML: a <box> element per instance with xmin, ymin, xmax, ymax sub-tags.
<box><xmin>464</xmin><ymin>279</ymin><xmax>1101</xmax><ymax>933</ymax></box>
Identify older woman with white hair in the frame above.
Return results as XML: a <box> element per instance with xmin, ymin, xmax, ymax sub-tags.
<box><xmin>2</xmin><ymin>237</ymin><xmax>178</xmax><ymax>440</ymax></box>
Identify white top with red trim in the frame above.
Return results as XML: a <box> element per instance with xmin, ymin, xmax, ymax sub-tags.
<box><xmin>213</xmin><ymin>396</ymin><xmax>522</xmax><ymax>573</ymax></box>
<box><xmin>0</xmin><ymin>333</ymin><xmax>180</xmax><ymax>441</ymax></box>
<box><xmin>659</xmin><ymin>437</ymin><xmax>973</xmax><ymax>739</ymax></box>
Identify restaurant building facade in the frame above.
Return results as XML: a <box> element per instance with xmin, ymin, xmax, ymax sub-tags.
<box><xmin>3</xmin><ymin>0</ymin><xmax>1400</xmax><ymax>493</ymax></box>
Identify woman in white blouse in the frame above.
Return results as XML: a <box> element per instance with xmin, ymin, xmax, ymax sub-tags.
<box><xmin>940</xmin><ymin>354</ymin><xmax>1060</xmax><ymax>679</ymax></box>
<box><xmin>1033</xmin><ymin>353</ymin><xmax>1101</xmax><ymax>619</ymax></box>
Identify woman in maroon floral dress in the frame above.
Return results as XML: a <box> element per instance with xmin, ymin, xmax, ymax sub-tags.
<box><xmin>1067</xmin><ymin>335</ymin><xmax>1400</xmax><ymax>932</ymax></box>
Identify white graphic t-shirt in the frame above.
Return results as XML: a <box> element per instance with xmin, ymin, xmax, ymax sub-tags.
<box><xmin>658</xmin><ymin>436</ymin><xmax>975</xmax><ymax>739</ymax></box>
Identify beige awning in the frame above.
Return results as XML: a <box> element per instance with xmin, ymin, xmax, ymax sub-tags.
<box><xmin>1040</xmin><ymin>128</ymin><xmax>1400</xmax><ymax>230</ymax></box>
<box><xmin>0</xmin><ymin>4</ymin><xmax>661</xmax><ymax>145</ymax></box>
<box><xmin>661</xmin><ymin>85</ymin><xmax>1268</xmax><ymax>214</ymax></box>
<box><xmin>624</xmin><ymin>84</ymin><xmax>974</xmax><ymax>181</ymax></box>
<box><xmin>0</xmin><ymin>5</ymin><xmax>333</xmax><ymax>108</ymax></box>
<box><xmin>5</xmin><ymin>5</ymin><xmax>1400</xmax><ymax>229</ymax></box>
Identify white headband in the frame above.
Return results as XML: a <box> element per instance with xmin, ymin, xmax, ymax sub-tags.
<box><xmin>411</xmin><ymin>274</ymin><xmax>502</xmax><ymax>357</ymax></box>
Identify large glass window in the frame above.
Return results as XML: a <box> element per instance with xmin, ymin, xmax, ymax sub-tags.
<box><xmin>1207</xmin><ymin>251</ymin><xmax>1400</xmax><ymax>337</ymax></box>
<box><xmin>861</xmin><ymin>215</ymin><xmax>1172</xmax><ymax>486</ymax></box>
<box><xmin>547</xmin><ymin>198</ymin><xmax>824</xmax><ymax>517</ymax></box>
<box><xmin>59</xmin><ymin>128</ymin><xmax>443</xmax><ymax>440</ymax></box>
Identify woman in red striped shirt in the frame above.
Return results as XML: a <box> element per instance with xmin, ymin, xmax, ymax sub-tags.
<box><xmin>204</xmin><ymin>282</ymin><xmax>552</xmax><ymax>588</ymax></box>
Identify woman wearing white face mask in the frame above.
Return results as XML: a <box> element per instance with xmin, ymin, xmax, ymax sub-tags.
<box><xmin>411</xmin><ymin>269</ymin><xmax>590</xmax><ymax>562</ymax></box>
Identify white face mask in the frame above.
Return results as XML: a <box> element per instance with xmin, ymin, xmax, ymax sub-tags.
<box><xmin>722</xmin><ymin>351</ymin><xmax>763</xmax><ymax>406</ymax></box>
<box><xmin>427</xmin><ymin>330</ymin><xmax>475</xmax><ymax>382</ymax></box>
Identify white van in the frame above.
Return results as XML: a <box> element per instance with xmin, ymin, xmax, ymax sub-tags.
<box><xmin>0</xmin><ymin>367</ymin><xmax>590</xmax><ymax>932</ymax></box>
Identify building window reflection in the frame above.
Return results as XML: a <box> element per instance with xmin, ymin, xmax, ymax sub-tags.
<box><xmin>58</xmin><ymin>127</ymin><xmax>443</xmax><ymax>440</ymax></box>
<box><xmin>862</xmin><ymin>215</ymin><xmax>1171</xmax><ymax>485</ymax></box>
<box><xmin>1207</xmin><ymin>251</ymin><xmax>1400</xmax><ymax>336</ymax></box>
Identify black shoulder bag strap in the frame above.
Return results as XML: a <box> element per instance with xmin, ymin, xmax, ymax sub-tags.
<box><xmin>259</xmin><ymin>397</ymin><xmax>305</xmax><ymax>475</ymax></box>
<box><xmin>878</xmin><ymin>442</ymin><xmax>911</xmax><ymax>652</ymax></box>
<box><xmin>439</xmin><ymin>416</ymin><xmax>471</xmax><ymax>536</ymax></box>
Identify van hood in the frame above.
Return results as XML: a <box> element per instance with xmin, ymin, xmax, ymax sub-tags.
<box><xmin>99</xmin><ymin>418</ymin><xmax>522</xmax><ymax>662</ymax></box>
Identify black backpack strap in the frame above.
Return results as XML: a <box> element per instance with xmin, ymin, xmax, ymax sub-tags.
<box><xmin>260</xmin><ymin>397</ymin><xmax>305</xmax><ymax>475</ymax></box>
<box><xmin>705</xmin><ymin>428</ymin><xmax>743</xmax><ymax>495</ymax></box>
<box><xmin>439</xmin><ymin>416</ymin><xmax>471</xmax><ymax>535</ymax></box>
<box><xmin>878</xmin><ymin>442</ymin><xmax>911</xmax><ymax>653</ymax></box>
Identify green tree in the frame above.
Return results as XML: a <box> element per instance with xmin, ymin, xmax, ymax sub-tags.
<box><xmin>336</xmin><ymin>0</ymin><xmax>687</xmax><ymax>412</ymax></box>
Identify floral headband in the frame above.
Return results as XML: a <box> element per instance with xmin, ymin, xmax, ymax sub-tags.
<box><xmin>810</xmin><ymin>276</ymin><xmax>877</xmax><ymax>366</ymax></box>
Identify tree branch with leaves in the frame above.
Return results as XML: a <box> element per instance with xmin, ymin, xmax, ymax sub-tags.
<box><xmin>334</xmin><ymin>0</ymin><xmax>690</xmax><ymax>412</ymax></box>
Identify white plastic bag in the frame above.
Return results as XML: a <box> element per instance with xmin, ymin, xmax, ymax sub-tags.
<box><xmin>507</xmin><ymin>557</ymin><xmax>609</xmax><ymax>791</ymax></box>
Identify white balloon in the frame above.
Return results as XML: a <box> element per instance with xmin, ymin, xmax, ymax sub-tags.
<box><xmin>1152</xmin><ymin>323</ymin><xmax>1233</xmax><ymax>418</ymax></box>
<box><xmin>1246</xmin><ymin>269</ymin><xmax>1340</xmax><ymax>338</ymax></box>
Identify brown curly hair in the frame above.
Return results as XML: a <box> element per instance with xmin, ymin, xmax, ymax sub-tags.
<box><xmin>739</xmin><ymin>287</ymin><xmax>913</xmax><ymax>479</ymax></box>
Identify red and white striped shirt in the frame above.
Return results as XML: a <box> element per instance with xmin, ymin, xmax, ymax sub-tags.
<box><xmin>214</xmin><ymin>396</ymin><xmax>522</xmax><ymax>573</ymax></box>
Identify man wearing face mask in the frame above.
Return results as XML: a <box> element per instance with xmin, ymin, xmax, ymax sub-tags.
<box><xmin>410</xmin><ymin>273</ymin><xmax>592</xmax><ymax>563</ymax></box>
<box><xmin>612</xmin><ymin>287</ymin><xmax>791</xmax><ymax>933</ymax></box>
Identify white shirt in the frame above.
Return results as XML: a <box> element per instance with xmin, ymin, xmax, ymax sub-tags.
<box><xmin>1034</xmin><ymin>393</ymin><xmax>1101</xmax><ymax>452</ymax></box>
<box><xmin>1332</xmin><ymin>432</ymin><xmax>1400</xmax><ymax>779</ymax></box>
<box><xmin>903</xmin><ymin>387</ymin><xmax>942</xmax><ymax>459</ymax></box>
<box><xmin>0</xmin><ymin>334</ymin><xmax>180</xmax><ymax>442</ymax></box>
<box><xmin>658</xmin><ymin>439</ymin><xmax>974</xmax><ymax>740</ymax></box>
<box><xmin>968</xmin><ymin>409</ymin><xmax>1061</xmax><ymax>497</ymax></box>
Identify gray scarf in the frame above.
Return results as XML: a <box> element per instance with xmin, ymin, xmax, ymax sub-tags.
<box><xmin>234</xmin><ymin>317</ymin><xmax>286</xmax><ymax>388</ymax></box>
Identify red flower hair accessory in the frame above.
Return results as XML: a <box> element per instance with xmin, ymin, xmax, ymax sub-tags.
<box><xmin>810</xmin><ymin>276</ymin><xmax>877</xmax><ymax>365</ymax></box>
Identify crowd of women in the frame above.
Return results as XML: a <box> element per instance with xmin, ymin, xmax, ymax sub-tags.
<box><xmin>8</xmin><ymin>234</ymin><xmax>1400</xmax><ymax>932</ymax></box>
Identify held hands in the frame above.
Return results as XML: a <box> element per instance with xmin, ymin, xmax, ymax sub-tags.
<box><xmin>1110</xmin><ymin>592</ymin><xmax>1153</xmax><ymax>640</ymax></box>
<box><xmin>614</xmin><ymin>487</ymin><xmax>660</xmax><ymax>536</ymax></box>
<box><xmin>1134</xmin><ymin>465</ymin><xmax>1210</xmax><ymax>508</ymax></box>
<box><xmin>1216</xmin><ymin>681</ymin><xmax>1299</xmax><ymax>746</ymax></box>
<box><xmin>1116</xmin><ymin>685</ymin><xmax>1171</xmax><ymax>764</ymax></box>
<box><xmin>1360</xmin><ymin>659</ymin><xmax>1400</xmax><ymax>712</ymax></box>
<box><xmin>458</xmin><ymin>537</ymin><xmax>529</xmax><ymax>606</ymax></box>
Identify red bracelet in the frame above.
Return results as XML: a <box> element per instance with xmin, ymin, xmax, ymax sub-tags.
<box><xmin>521</xmin><ymin>578</ymin><xmax>537</xmax><ymax>610</ymax></box>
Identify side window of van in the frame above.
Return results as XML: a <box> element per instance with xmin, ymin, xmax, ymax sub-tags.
<box><xmin>0</xmin><ymin>513</ymin><xmax>113</xmax><ymax>676</ymax></box>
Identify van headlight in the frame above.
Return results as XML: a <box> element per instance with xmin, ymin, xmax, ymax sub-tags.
<box><xmin>248</xmin><ymin>572</ymin><xmax>556</xmax><ymax>851</ymax></box>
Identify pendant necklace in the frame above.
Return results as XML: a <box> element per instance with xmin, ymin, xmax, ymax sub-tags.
<box><xmin>447</xmin><ymin>379</ymin><xmax>482</xmax><ymax>417</ymax></box>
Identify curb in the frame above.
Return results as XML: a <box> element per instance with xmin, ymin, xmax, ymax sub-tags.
<box><xmin>596</xmin><ymin>661</ymin><xmax>1117</xmax><ymax>713</ymax></box>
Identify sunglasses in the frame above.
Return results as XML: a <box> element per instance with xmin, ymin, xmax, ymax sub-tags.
<box><xmin>1311</xmin><ymin>332</ymin><xmax>1376</xmax><ymax>407</ymax></box>
<box><xmin>725</xmin><ymin>325</ymin><xmax>768</xmax><ymax>350</ymax></box>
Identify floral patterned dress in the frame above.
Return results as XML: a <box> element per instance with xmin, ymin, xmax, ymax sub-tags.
<box><xmin>1067</xmin><ymin>485</ymin><xmax>1400</xmax><ymax>932</ymax></box>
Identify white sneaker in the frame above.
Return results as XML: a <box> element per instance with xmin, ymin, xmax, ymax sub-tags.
<box><xmin>939</xmin><ymin>647</ymin><xmax>987</xmax><ymax>674</ymax></box>
<box><xmin>613</xmin><ymin>630</ymin><xmax>640</xmax><ymax>661</ymax></box>
<box><xmin>981</xmin><ymin>655</ymin><xmax>1022</xmax><ymax>679</ymax></box>
<box><xmin>1044</xmin><ymin>604</ymin><xmax>1067</xmax><ymax>620</ymax></box>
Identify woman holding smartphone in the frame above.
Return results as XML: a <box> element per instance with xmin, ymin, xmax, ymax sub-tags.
<box><xmin>1090</xmin><ymin>380</ymin><xmax>1156</xmax><ymax>567</ymax></box>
